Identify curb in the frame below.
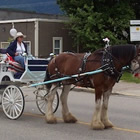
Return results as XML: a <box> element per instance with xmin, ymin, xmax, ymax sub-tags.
<box><xmin>112</xmin><ymin>91</ymin><xmax>140</xmax><ymax>97</ymax></box>
<box><xmin>72</xmin><ymin>86</ymin><xmax>140</xmax><ymax>97</ymax></box>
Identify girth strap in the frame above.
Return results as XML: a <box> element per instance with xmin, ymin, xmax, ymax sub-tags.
<box><xmin>79</xmin><ymin>53</ymin><xmax>91</xmax><ymax>73</ymax></box>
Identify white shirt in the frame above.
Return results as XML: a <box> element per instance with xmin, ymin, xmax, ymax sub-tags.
<box><xmin>16</xmin><ymin>42</ymin><xmax>25</xmax><ymax>55</ymax></box>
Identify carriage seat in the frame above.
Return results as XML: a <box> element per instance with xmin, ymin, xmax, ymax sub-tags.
<box><xmin>5</xmin><ymin>53</ymin><xmax>24</xmax><ymax>77</ymax></box>
<box><xmin>0</xmin><ymin>48</ymin><xmax>24</xmax><ymax>78</ymax></box>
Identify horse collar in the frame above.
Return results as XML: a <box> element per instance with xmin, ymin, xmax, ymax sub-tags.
<box><xmin>102</xmin><ymin>49</ymin><xmax>122</xmax><ymax>82</ymax></box>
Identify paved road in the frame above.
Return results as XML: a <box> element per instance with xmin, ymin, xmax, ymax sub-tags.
<box><xmin>0</xmin><ymin>86</ymin><xmax>140</xmax><ymax>140</ymax></box>
<box><xmin>113</xmin><ymin>81</ymin><xmax>140</xmax><ymax>96</ymax></box>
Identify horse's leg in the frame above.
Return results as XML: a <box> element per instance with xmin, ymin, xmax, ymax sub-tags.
<box><xmin>101</xmin><ymin>89</ymin><xmax>114</xmax><ymax>128</ymax></box>
<box><xmin>91</xmin><ymin>88</ymin><xmax>105</xmax><ymax>130</ymax></box>
<box><xmin>60</xmin><ymin>85</ymin><xmax>77</xmax><ymax>123</ymax></box>
<box><xmin>45</xmin><ymin>84</ymin><xmax>58</xmax><ymax>124</ymax></box>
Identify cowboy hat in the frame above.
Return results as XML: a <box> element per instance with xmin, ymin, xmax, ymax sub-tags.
<box><xmin>14</xmin><ymin>32</ymin><xmax>26</xmax><ymax>39</ymax></box>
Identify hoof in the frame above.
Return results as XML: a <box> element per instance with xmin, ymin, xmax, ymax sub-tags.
<box><xmin>63</xmin><ymin>113</ymin><xmax>77</xmax><ymax>123</ymax></box>
<box><xmin>91</xmin><ymin>121</ymin><xmax>105</xmax><ymax>130</ymax></box>
<box><xmin>45</xmin><ymin>115</ymin><xmax>57</xmax><ymax>124</ymax></box>
<box><xmin>102</xmin><ymin>120</ymin><xmax>114</xmax><ymax>129</ymax></box>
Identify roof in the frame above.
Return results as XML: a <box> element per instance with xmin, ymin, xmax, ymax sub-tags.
<box><xmin>0</xmin><ymin>8</ymin><xmax>37</xmax><ymax>14</ymax></box>
<box><xmin>0</xmin><ymin>18</ymin><xmax>68</xmax><ymax>24</ymax></box>
<box><xmin>0</xmin><ymin>8</ymin><xmax>67</xmax><ymax>21</ymax></box>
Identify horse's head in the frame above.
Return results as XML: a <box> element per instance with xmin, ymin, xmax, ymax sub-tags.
<box><xmin>130</xmin><ymin>44</ymin><xmax>140</xmax><ymax>78</ymax></box>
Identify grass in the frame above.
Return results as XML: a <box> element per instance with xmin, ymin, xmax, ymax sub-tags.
<box><xmin>121</xmin><ymin>72</ymin><xmax>140</xmax><ymax>83</ymax></box>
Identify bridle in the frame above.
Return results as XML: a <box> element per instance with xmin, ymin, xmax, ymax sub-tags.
<box><xmin>130</xmin><ymin>49</ymin><xmax>140</xmax><ymax>74</ymax></box>
<box><xmin>131</xmin><ymin>45</ymin><xmax>140</xmax><ymax>74</ymax></box>
<box><xmin>102</xmin><ymin>39</ymin><xmax>140</xmax><ymax>81</ymax></box>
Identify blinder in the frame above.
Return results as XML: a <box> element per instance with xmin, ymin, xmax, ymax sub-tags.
<box><xmin>130</xmin><ymin>45</ymin><xmax>140</xmax><ymax>75</ymax></box>
<box><xmin>130</xmin><ymin>56</ymin><xmax>140</xmax><ymax>74</ymax></box>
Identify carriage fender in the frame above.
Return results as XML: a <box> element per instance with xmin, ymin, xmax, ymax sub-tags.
<box><xmin>0</xmin><ymin>73</ymin><xmax>13</xmax><ymax>83</ymax></box>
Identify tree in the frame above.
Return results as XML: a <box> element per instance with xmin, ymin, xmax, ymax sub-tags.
<box><xmin>57</xmin><ymin>0</ymin><xmax>137</xmax><ymax>52</ymax></box>
<box><xmin>131</xmin><ymin>0</ymin><xmax>140</xmax><ymax>18</ymax></box>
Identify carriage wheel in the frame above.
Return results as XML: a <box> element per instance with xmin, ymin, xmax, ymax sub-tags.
<box><xmin>2</xmin><ymin>85</ymin><xmax>25</xmax><ymax>120</ymax></box>
<box><xmin>36</xmin><ymin>89</ymin><xmax>59</xmax><ymax>115</ymax></box>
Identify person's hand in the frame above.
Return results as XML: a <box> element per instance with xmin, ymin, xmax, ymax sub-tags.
<box><xmin>22</xmin><ymin>53</ymin><xmax>27</xmax><ymax>56</ymax></box>
<box><xmin>15</xmin><ymin>52</ymin><xmax>19</xmax><ymax>56</ymax></box>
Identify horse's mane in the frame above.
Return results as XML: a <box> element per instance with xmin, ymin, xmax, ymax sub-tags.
<box><xmin>93</xmin><ymin>44</ymin><xmax>136</xmax><ymax>60</ymax></box>
<box><xmin>110</xmin><ymin>44</ymin><xmax>136</xmax><ymax>60</ymax></box>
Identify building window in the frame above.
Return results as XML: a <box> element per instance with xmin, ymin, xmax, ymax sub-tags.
<box><xmin>53</xmin><ymin>37</ymin><xmax>63</xmax><ymax>54</ymax></box>
<box><xmin>0</xmin><ymin>42</ymin><xmax>10</xmax><ymax>49</ymax></box>
<box><xmin>0</xmin><ymin>41</ymin><xmax>31</xmax><ymax>54</ymax></box>
<box><xmin>0</xmin><ymin>42</ymin><xmax>10</xmax><ymax>60</ymax></box>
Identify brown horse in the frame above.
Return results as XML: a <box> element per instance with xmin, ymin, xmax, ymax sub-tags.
<box><xmin>44</xmin><ymin>44</ymin><xmax>140</xmax><ymax>130</ymax></box>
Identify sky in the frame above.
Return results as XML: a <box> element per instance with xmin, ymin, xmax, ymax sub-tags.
<box><xmin>0</xmin><ymin>0</ymin><xmax>62</xmax><ymax>14</ymax></box>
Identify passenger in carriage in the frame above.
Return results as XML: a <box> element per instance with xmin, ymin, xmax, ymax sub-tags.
<box><xmin>6</xmin><ymin>32</ymin><xmax>28</xmax><ymax>69</ymax></box>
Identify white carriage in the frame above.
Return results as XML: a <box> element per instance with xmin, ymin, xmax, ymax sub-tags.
<box><xmin>0</xmin><ymin>49</ymin><xmax>59</xmax><ymax>120</ymax></box>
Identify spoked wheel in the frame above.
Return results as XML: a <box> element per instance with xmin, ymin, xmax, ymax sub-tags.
<box><xmin>36</xmin><ymin>89</ymin><xmax>59</xmax><ymax>115</ymax></box>
<box><xmin>2</xmin><ymin>85</ymin><xmax>25</xmax><ymax>120</ymax></box>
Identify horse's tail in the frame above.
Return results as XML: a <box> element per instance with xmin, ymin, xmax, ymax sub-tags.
<box><xmin>44</xmin><ymin>68</ymin><xmax>52</xmax><ymax>90</ymax></box>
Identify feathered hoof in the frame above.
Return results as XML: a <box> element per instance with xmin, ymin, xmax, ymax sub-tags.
<box><xmin>102</xmin><ymin>120</ymin><xmax>114</xmax><ymax>129</ymax></box>
<box><xmin>91</xmin><ymin>121</ymin><xmax>105</xmax><ymax>130</ymax></box>
<box><xmin>63</xmin><ymin>113</ymin><xmax>77</xmax><ymax>123</ymax></box>
<box><xmin>45</xmin><ymin>115</ymin><xmax>57</xmax><ymax>124</ymax></box>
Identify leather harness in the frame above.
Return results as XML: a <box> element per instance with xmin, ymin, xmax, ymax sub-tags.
<box><xmin>50</xmin><ymin>46</ymin><xmax>137</xmax><ymax>84</ymax></box>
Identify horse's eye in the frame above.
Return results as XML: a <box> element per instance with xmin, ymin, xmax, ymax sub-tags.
<box><xmin>133</xmin><ymin>60</ymin><xmax>139</xmax><ymax>65</ymax></box>
<box><xmin>132</xmin><ymin>60</ymin><xmax>136</xmax><ymax>63</ymax></box>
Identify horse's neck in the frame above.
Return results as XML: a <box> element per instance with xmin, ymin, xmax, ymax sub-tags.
<box><xmin>113</xmin><ymin>58</ymin><xmax>130</xmax><ymax>71</ymax></box>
